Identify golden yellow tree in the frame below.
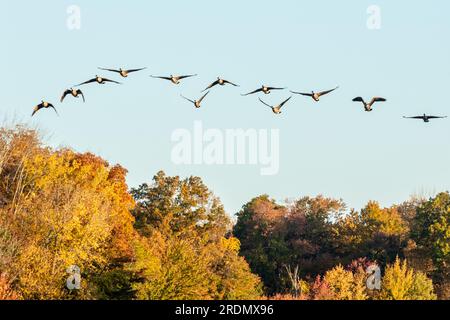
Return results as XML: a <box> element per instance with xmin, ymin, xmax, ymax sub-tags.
<box><xmin>380</xmin><ymin>257</ymin><xmax>436</xmax><ymax>300</ymax></box>
<box><xmin>0</xmin><ymin>127</ymin><xmax>136</xmax><ymax>299</ymax></box>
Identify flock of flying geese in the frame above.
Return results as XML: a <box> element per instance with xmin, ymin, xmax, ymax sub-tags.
<box><xmin>32</xmin><ymin>67</ymin><xmax>447</xmax><ymax>123</ymax></box>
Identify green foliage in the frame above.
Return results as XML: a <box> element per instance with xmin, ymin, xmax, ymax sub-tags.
<box><xmin>413</xmin><ymin>193</ymin><xmax>449</xmax><ymax>275</ymax></box>
<box><xmin>131</xmin><ymin>171</ymin><xmax>230</xmax><ymax>239</ymax></box>
<box><xmin>411</xmin><ymin>192</ymin><xmax>450</xmax><ymax>298</ymax></box>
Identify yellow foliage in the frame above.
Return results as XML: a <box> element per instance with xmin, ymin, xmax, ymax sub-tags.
<box><xmin>380</xmin><ymin>257</ymin><xmax>436</xmax><ymax>300</ymax></box>
<box><xmin>0</xmin><ymin>128</ymin><xmax>136</xmax><ymax>299</ymax></box>
<box><xmin>362</xmin><ymin>201</ymin><xmax>409</xmax><ymax>236</ymax></box>
<box><xmin>323</xmin><ymin>265</ymin><xmax>368</xmax><ymax>300</ymax></box>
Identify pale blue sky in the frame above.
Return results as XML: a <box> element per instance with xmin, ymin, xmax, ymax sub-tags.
<box><xmin>1</xmin><ymin>0</ymin><xmax>449</xmax><ymax>215</ymax></box>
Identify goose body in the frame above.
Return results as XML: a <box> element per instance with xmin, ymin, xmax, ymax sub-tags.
<box><xmin>151</xmin><ymin>74</ymin><xmax>197</xmax><ymax>85</ymax></box>
<box><xmin>181</xmin><ymin>91</ymin><xmax>210</xmax><ymax>109</ymax></box>
<box><xmin>242</xmin><ymin>85</ymin><xmax>285</xmax><ymax>96</ymax></box>
<box><xmin>259</xmin><ymin>96</ymin><xmax>292</xmax><ymax>115</ymax></box>
<box><xmin>76</xmin><ymin>75</ymin><xmax>121</xmax><ymax>86</ymax></box>
<box><xmin>32</xmin><ymin>101</ymin><xmax>58</xmax><ymax>117</ymax></box>
<box><xmin>99</xmin><ymin>67</ymin><xmax>147</xmax><ymax>78</ymax></box>
<box><xmin>202</xmin><ymin>77</ymin><xmax>239</xmax><ymax>92</ymax></box>
<box><xmin>403</xmin><ymin>114</ymin><xmax>447</xmax><ymax>123</ymax></box>
<box><xmin>61</xmin><ymin>88</ymin><xmax>85</xmax><ymax>102</ymax></box>
<box><xmin>352</xmin><ymin>96</ymin><xmax>386</xmax><ymax>112</ymax></box>
<box><xmin>291</xmin><ymin>86</ymin><xmax>339</xmax><ymax>102</ymax></box>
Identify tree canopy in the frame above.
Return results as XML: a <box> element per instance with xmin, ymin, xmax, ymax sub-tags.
<box><xmin>0</xmin><ymin>126</ymin><xmax>446</xmax><ymax>300</ymax></box>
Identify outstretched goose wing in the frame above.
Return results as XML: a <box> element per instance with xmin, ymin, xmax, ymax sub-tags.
<box><xmin>403</xmin><ymin>116</ymin><xmax>423</xmax><ymax>119</ymax></box>
<box><xmin>198</xmin><ymin>91</ymin><xmax>210</xmax><ymax>103</ymax></box>
<box><xmin>352</xmin><ymin>97</ymin><xmax>366</xmax><ymax>104</ymax></box>
<box><xmin>223</xmin><ymin>79</ymin><xmax>239</xmax><ymax>87</ymax></box>
<box><xmin>78</xmin><ymin>89</ymin><xmax>86</xmax><ymax>102</ymax></box>
<box><xmin>242</xmin><ymin>88</ymin><xmax>263</xmax><ymax>96</ymax></box>
<box><xmin>49</xmin><ymin>104</ymin><xmax>59</xmax><ymax>116</ymax></box>
<box><xmin>279</xmin><ymin>96</ymin><xmax>292</xmax><ymax>109</ymax></box>
<box><xmin>291</xmin><ymin>91</ymin><xmax>313</xmax><ymax>97</ymax></box>
<box><xmin>32</xmin><ymin>104</ymin><xmax>43</xmax><ymax>117</ymax></box>
<box><xmin>60</xmin><ymin>89</ymin><xmax>71</xmax><ymax>102</ymax></box>
<box><xmin>202</xmin><ymin>79</ymin><xmax>220</xmax><ymax>92</ymax></box>
<box><xmin>76</xmin><ymin>78</ymin><xmax>97</xmax><ymax>87</ymax></box>
<box><xmin>150</xmin><ymin>75</ymin><xmax>172</xmax><ymax>81</ymax></box>
<box><xmin>369</xmin><ymin>97</ymin><xmax>386</xmax><ymax>106</ymax></box>
<box><xmin>317</xmin><ymin>86</ymin><xmax>339</xmax><ymax>97</ymax></box>
<box><xmin>180</xmin><ymin>95</ymin><xmax>195</xmax><ymax>104</ymax></box>
<box><xmin>98</xmin><ymin>67</ymin><xmax>120</xmax><ymax>73</ymax></box>
<box><xmin>102</xmin><ymin>78</ymin><xmax>122</xmax><ymax>84</ymax></box>
<box><xmin>258</xmin><ymin>98</ymin><xmax>272</xmax><ymax>108</ymax></box>
<box><xmin>126</xmin><ymin>67</ymin><xmax>147</xmax><ymax>73</ymax></box>
<box><xmin>427</xmin><ymin>116</ymin><xmax>447</xmax><ymax>119</ymax></box>
<box><xmin>178</xmin><ymin>74</ymin><xmax>197</xmax><ymax>80</ymax></box>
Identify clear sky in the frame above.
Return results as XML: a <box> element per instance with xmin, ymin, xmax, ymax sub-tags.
<box><xmin>1</xmin><ymin>0</ymin><xmax>449</xmax><ymax>215</ymax></box>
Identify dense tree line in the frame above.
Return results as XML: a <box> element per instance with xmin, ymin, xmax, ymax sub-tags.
<box><xmin>234</xmin><ymin>195</ymin><xmax>448</xmax><ymax>299</ymax></box>
<box><xmin>0</xmin><ymin>126</ymin><xmax>448</xmax><ymax>300</ymax></box>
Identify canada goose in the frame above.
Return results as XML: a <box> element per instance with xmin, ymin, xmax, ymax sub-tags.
<box><xmin>352</xmin><ymin>97</ymin><xmax>386</xmax><ymax>112</ymax></box>
<box><xmin>32</xmin><ymin>101</ymin><xmax>58</xmax><ymax>117</ymax></box>
<box><xmin>403</xmin><ymin>114</ymin><xmax>447</xmax><ymax>123</ymax></box>
<box><xmin>202</xmin><ymin>77</ymin><xmax>239</xmax><ymax>92</ymax></box>
<box><xmin>291</xmin><ymin>86</ymin><xmax>339</xmax><ymax>102</ymax></box>
<box><xmin>181</xmin><ymin>91</ymin><xmax>210</xmax><ymax>109</ymax></box>
<box><xmin>259</xmin><ymin>96</ymin><xmax>292</xmax><ymax>114</ymax></box>
<box><xmin>150</xmin><ymin>74</ymin><xmax>197</xmax><ymax>85</ymax></box>
<box><xmin>241</xmin><ymin>85</ymin><xmax>286</xmax><ymax>96</ymax></box>
<box><xmin>76</xmin><ymin>75</ymin><xmax>121</xmax><ymax>86</ymax></box>
<box><xmin>61</xmin><ymin>88</ymin><xmax>85</xmax><ymax>103</ymax></box>
<box><xmin>98</xmin><ymin>67</ymin><xmax>147</xmax><ymax>78</ymax></box>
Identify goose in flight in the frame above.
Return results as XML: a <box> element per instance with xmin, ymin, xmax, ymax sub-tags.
<box><xmin>258</xmin><ymin>96</ymin><xmax>292</xmax><ymax>114</ymax></box>
<box><xmin>291</xmin><ymin>86</ymin><xmax>339</xmax><ymax>102</ymax></box>
<box><xmin>98</xmin><ymin>67</ymin><xmax>147</xmax><ymax>78</ymax></box>
<box><xmin>150</xmin><ymin>74</ymin><xmax>197</xmax><ymax>85</ymax></box>
<box><xmin>242</xmin><ymin>85</ymin><xmax>286</xmax><ymax>96</ymax></box>
<box><xmin>181</xmin><ymin>91</ymin><xmax>210</xmax><ymax>109</ymax></box>
<box><xmin>202</xmin><ymin>77</ymin><xmax>239</xmax><ymax>92</ymax></box>
<box><xmin>32</xmin><ymin>101</ymin><xmax>58</xmax><ymax>117</ymax></box>
<box><xmin>403</xmin><ymin>114</ymin><xmax>447</xmax><ymax>123</ymax></box>
<box><xmin>352</xmin><ymin>97</ymin><xmax>386</xmax><ymax>112</ymax></box>
<box><xmin>76</xmin><ymin>75</ymin><xmax>121</xmax><ymax>86</ymax></box>
<box><xmin>61</xmin><ymin>88</ymin><xmax>85</xmax><ymax>103</ymax></box>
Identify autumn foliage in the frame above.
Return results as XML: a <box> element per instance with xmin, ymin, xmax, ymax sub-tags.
<box><xmin>0</xmin><ymin>126</ymin><xmax>448</xmax><ymax>300</ymax></box>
